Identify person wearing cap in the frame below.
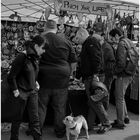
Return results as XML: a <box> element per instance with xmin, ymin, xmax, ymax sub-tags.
<box><xmin>74</xmin><ymin>28</ymin><xmax>107</xmax><ymax>131</ymax></box>
<box><xmin>109</xmin><ymin>28</ymin><xmax>133</xmax><ymax>129</ymax></box>
<box><xmin>101</xmin><ymin>32</ymin><xmax>116</xmax><ymax>109</ymax></box>
<box><xmin>38</xmin><ymin>20</ymin><xmax>77</xmax><ymax>138</ymax></box>
<box><xmin>101</xmin><ymin>32</ymin><xmax>116</xmax><ymax>87</ymax></box>
<box><xmin>7</xmin><ymin>35</ymin><xmax>45</xmax><ymax>140</ymax></box>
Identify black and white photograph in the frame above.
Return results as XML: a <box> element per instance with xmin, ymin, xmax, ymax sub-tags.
<box><xmin>1</xmin><ymin>0</ymin><xmax>139</xmax><ymax>140</ymax></box>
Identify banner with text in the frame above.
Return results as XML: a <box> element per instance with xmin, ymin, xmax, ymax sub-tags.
<box><xmin>61</xmin><ymin>0</ymin><xmax>108</xmax><ymax>16</ymax></box>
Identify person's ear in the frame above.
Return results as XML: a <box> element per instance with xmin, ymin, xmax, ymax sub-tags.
<box><xmin>115</xmin><ymin>34</ymin><xmax>119</xmax><ymax>39</ymax></box>
<box><xmin>34</xmin><ymin>44</ymin><xmax>38</xmax><ymax>50</ymax></box>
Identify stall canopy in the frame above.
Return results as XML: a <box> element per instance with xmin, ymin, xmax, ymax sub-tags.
<box><xmin>1</xmin><ymin>0</ymin><xmax>139</xmax><ymax>22</ymax></box>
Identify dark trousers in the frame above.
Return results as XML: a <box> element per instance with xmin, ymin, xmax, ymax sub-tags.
<box><xmin>38</xmin><ymin>88</ymin><xmax>68</xmax><ymax>135</ymax></box>
<box><xmin>88</xmin><ymin>96</ymin><xmax>110</xmax><ymax>127</ymax></box>
<box><xmin>104</xmin><ymin>75</ymin><xmax>114</xmax><ymax>92</ymax></box>
<box><xmin>10</xmin><ymin>90</ymin><xmax>40</xmax><ymax>140</ymax></box>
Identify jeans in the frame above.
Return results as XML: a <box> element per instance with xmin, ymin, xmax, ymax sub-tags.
<box><xmin>104</xmin><ymin>75</ymin><xmax>114</xmax><ymax>92</ymax></box>
<box><xmin>38</xmin><ymin>88</ymin><xmax>68</xmax><ymax>135</ymax></box>
<box><xmin>10</xmin><ymin>89</ymin><xmax>40</xmax><ymax>140</ymax></box>
<box><xmin>114</xmin><ymin>76</ymin><xmax>132</xmax><ymax>124</ymax></box>
<box><xmin>85</xmin><ymin>78</ymin><xmax>110</xmax><ymax>128</ymax></box>
<box><xmin>104</xmin><ymin>75</ymin><xmax>114</xmax><ymax>110</ymax></box>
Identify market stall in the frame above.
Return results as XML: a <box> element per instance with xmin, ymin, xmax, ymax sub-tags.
<box><xmin>1</xmin><ymin>0</ymin><xmax>139</xmax><ymax>124</ymax></box>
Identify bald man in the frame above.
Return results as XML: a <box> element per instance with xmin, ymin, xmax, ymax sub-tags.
<box><xmin>74</xmin><ymin>28</ymin><xmax>111</xmax><ymax>133</ymax></box>
<box><xmin>75</xmin><ymin>28</ymin><xmax>103</xmax><ymax>81</ymax></box>
<box><xmin>38</xmin><ymin>20</ymin><xmax>77</xmax><ymax>138</ymax></box>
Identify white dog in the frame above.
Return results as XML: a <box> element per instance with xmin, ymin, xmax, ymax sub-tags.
<box><xmin>63</xmin><ymin>115</ymin><xmax>89</xmax><ymax>140</ymax></box>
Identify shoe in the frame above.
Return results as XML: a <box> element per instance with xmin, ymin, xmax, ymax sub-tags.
<box><xmin>124</xmin><ymin>117</ymin><xmax>130</xmax><ymax>124</ymax></box>
<box><xmin>55</xmin><ymin>133</ymin><xmax>65</xmax><ymax>138</ymax></box>
<box><xmin>33</xmin><ymin>135</ymin><xmax>42</xmax><ymax>140</ymax></box>
<box><xmin>10</xmin><ymin>137</ymin><xmax>19</xmax><ymax>140</ymax></box>
<box><xmin>29</xmin><ymin>130</ymin><xmax>42</xmax><ymax>140</ymax></box>
<box><xmin>97</xmin><ymin>125</ymin><xmax>112</xmax><ymax>134</ymax></box>
<box><xmin>111</xmin><ymin>121</ymin><xmax>126</xmax><ymax>129</ymax></box>
<box><xmin>114</xmin><ymin>118</ymin><xmax>130</xmax><ymax>125</ymax></box>
<box><xmin>25</xmin><ymin>129</ymin><xmax>31</xmax><ymax>136</ymax></box>
<box><xmin>88</xmin><ymin>124</ymin><xmax>101</xmax><ymax>131</ymax></box>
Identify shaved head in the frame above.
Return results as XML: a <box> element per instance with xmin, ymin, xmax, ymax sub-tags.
<box><xmin>75</xmin><ymin>28</ymin><xmax>89</xmax><ymax>44</ymax></box>
<box><xmin>77</xmin><ymin>28</ymin><xmax>89</xmax><ymax>37</ymax></box>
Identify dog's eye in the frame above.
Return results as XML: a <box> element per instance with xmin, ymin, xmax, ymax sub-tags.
<box><xmin>66</xmin><ymin>118</ymin><xmax>69</xmax><ymax>121</ymax></box>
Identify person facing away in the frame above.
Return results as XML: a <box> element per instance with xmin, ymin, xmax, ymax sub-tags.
<box><xmin>101</xmin><ymin>33</ymin><xmax>116</xmax><ymax>112</ymax></box>
<box><xmin>101</xmin><ymin>33</ymin><xmax>116</xmax><ymax>92</ymax></box>
<box><xmin>109</xmin><ymin>28</ymin><xmax>134</xmax><ymax>129</ymax></box>
<box><xmin>7</xmin><ymin>35</ymin><xmax>45</xmax><ymax>140</ymax></box>
<box><xmin>38</xmin><ymin>20</ymin><xmax>77</xmax><ymax>138</ymax></box>
<box><xmin>74</xmin><ymin>28</ymin><xmax>111</xmax><ymax>132</ymax></box>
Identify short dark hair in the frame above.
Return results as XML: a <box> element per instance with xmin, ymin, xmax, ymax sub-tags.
<box><xmin>31</xmin><ymin>35</ymin><xmax>45</xmax><ymax>46</ymax></box>
<box><xmin>24</xmin><ymin>35</ymin><xmax>45</xmax><ymax>50</ymax></box>
<box><xmin>109</xmin><ymin>28</ymin><xmax>123</xmax><ymax>37</ymax></box>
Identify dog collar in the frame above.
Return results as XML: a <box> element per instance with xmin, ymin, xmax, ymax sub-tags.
<box><xmin>70</xmin><ymin>124</ymin><xmax>77</xmax><ymax>130</ymax></box>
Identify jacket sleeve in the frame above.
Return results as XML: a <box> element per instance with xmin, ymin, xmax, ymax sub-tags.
<box><xmin>103</xmin><ymin>43</ymin><xmax>116</xmax><ymax>75</ymax></box>
<box><xmin>7</xmin><ymin>53</ymin><xmax>26</xmax><ymax>91</ymax></box>
<box><xmin>103</xmin><ymin>43</ymin><xmax>115</xmax><ymax>62</ymax></box>
<box><xmin>86</xmin><ymin>38</ymin><xmax>102</xmax><ymax>74</ymax></box>
<box><xmin>68</xmin><ymin>41</ymin><xmax>78</xmax><ymax>63</ymax></box>
<box><xmin>115</xmin><ymin>41</ymin><xmax>127</xmax><ymax>75</ymax></box>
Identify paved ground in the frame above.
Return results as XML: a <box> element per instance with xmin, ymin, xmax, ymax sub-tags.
<box><xmin>1</xmin><ymin>104</ymin><xmax>139</xmax><ymax>140</ymax></box>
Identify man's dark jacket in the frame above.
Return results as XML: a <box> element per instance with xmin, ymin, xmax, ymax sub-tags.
<box><xmin>80</xmin><ymin>36</ymin><xmax>103</xmax><ymax>80</ymax></box>
<box><xmin>7</xmin><ymin>51</ymin><xmax>39</xmax><ymax>92</ymax></box>
<box><xmin>39</xmin><ymin>32</ymin><xmax>77</xmax><ymax>89</ymax></box>
<box><xmin>102</xmin><ymin>41</ymin><xmax>116</xmax><ymax>77</ymax></box>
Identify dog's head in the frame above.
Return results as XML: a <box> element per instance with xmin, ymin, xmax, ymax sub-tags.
<box><xmin>63</xmin><ymin>116</ymin><xmax>76</xmax><ymax>128</ymax></box>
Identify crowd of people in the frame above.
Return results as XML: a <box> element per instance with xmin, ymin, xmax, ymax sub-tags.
<box><xmin>7</xmin><ymin>19</ymin><xmax>138</xmax><ymax>140</ymax></box>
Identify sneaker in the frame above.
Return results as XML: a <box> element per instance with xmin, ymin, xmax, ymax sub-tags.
<box><xmin>114</xmin><ymin>118</ymin><xmax>130</xmax><ymax>125</ymax></box>
<box><xmin>111</xmin><ymin>121</ymin><xmax>126</xmax><ymax>129</ymax></box>
<box><xmin>88</xmin><ymin>123</ymin><xmax>101</xmax><ymax>131</ymax></box>
<box><xmin>55</xmin><ymin>133</ymin><xmax>65</xmax><ymax>138</ymax></box>
<box><xmin>124</xmin><ymin>117</ymin><xmax>130</xmax><ymax>124</ymax></box>
<box><xmin>97</xmin><ymin>125</ymin><xmax>112</xmax><ymax>134</ymax></box>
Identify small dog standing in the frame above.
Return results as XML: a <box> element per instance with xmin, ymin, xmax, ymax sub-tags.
<box><xmin>63</xmin><ymin>115</ymin><xmax>89</xmax><ymax>140</ymax></box>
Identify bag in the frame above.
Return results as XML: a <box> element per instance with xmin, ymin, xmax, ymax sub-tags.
<box><xmin>90</xmin><ymin>79</ymin><xmax>108</xmax><ymax>102</ymax></box>
<box><xmin>122</xmin><ymin>38</ymin><xmax>139</xmax><ymax>75</ymax></box>
<box><xmin>90</xmin><ymin>88</ymin><xmax>108</xmax><ymax>102</ymax></box>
